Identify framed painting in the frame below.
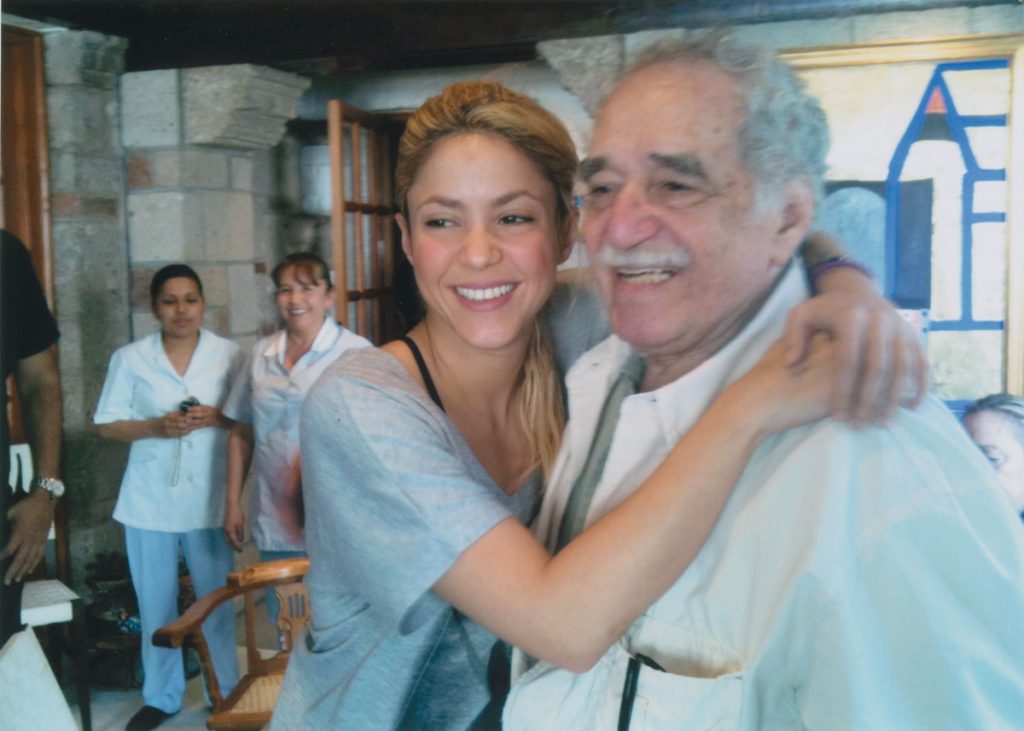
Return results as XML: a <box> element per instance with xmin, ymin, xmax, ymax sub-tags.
<box><xmin>783</xmin><ymin>34</ymin><xmax>1024</xmax><ymax>409</ymax></box>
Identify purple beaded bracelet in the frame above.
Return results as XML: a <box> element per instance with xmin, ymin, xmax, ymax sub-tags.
<box><xmin>807</xmin><ymin>255</ymin><xmax>872</xmax><ymax>283</ymax></box>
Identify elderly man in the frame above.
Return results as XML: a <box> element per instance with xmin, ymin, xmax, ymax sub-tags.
<box><xmin>504</xmin><ymin>33</ymin><xmax>1024</xmax><ymax>729</ymax></box>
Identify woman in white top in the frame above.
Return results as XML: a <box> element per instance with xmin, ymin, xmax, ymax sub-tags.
<box><xmin>222</xmin><ymin>252</ymin><xmax>370</xmax><ymax>574</ymax></box>
<box><xmin>94</xmin><ymin>264</ymin><xmax>242</xmax><ymax>731</ymax></box>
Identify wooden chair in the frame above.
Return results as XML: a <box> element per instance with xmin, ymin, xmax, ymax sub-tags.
<box><xmin>8</xmin><ymin>443</ymin><xmax>91</xmax><ymax>731</ymax></box>
<box><xmin>153</xmin><ymin>557</ymin><xmax>311</xmax><ymax>730</ymax></box>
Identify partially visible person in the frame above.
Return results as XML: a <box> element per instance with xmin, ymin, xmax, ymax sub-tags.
<box><xmin>1</xmin><ymin>230</ymin><xmax>64</xmax><ymax>645</ymax></box>
<box><xmin>94</xmin><ymin>264</ymin><xmax>242</xmax><ymax>731</ymax></box>
<box><xmin>221</xmin><ymin>253</ymin><xmax>370</xmax><ymax>617</ymax></box>
<box><xmin>504</xmin><ymin>33</ymin><xmax>1024</xmax><ymax>730</ymax></box>
<box><xmin>964</xmin><ymin>393</ymin><xmax>1024</xmax><ymax>518</ymax></box>
<box><xmin>271</xmin><ymin>80</ymin><xmax>927</xmax><ymax>731</ymax></box>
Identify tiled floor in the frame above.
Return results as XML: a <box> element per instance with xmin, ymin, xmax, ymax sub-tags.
<box><xmin>74</xmin><ymin>673</ymin><xmax>215</xmax><ymax>731</ymax></box>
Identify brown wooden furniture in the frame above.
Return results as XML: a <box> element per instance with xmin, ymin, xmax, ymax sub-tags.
<box><xmin>327</xmin><ymin>99</ymin><xmax>405</xmax><ymax>343</ymax></box>
<box><xmin>153</xmin><ymin>557</ymin><xmax>311</xmax><ymax>730</ymax></box>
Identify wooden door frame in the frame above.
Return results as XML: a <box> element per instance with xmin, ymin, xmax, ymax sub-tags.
<box><xmin>2</xmin><ymin>24</ymin><xmax>54</xmax><ymax>303</ymax></box>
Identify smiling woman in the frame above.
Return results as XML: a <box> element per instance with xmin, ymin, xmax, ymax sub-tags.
<box><xmin>220</xmin><ymin>252</ymin><xmax>370</xmax><ymax>603</ymax></box>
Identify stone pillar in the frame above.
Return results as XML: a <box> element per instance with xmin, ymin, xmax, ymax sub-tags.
<box><xmin>43</xmin><ymin>29</ymin><xmax>132</xmax><ymax>589</ymax></box>
<box><xmin>120</xmin><ymin>65</ymin><xmax>310</xmax><ymax>343</ymax></box>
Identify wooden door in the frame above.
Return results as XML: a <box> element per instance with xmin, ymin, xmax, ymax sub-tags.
<box><xmin>2</xmin><ymin>24</ymin><xmax>54</xmax><ymax>442</ymax></box>
<box><xmin>327</xmin><ymin>100</ymin><xmax>405</xmax><ymax>344</ymax></box>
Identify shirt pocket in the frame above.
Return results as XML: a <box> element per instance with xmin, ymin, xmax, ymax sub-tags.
<box><xmin>504</xmin><ymin>639</ymin><xmax>743</xmax><ymax>731</ymax></box>
<box><xmin>622</xmin><ymin>615</ymin><xmax>744</xmax><ymax>730</ymax></box>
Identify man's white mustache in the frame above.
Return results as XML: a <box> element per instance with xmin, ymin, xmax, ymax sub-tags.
<box><xmin>594</xmin><ymin>247</ymin><xmax>692</xmax><ymax>269</ymax></box>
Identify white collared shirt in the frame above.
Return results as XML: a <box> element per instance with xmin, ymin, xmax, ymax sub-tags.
<box><xmin>222</xmin><ymin>318</ymin><xmax>370</xmax><ymax>550</ymax></box>
<box><xmin>506</xmin><ymin>263</ymin><xmax>1024</xmax><ymax>730</ymax></box>
<box><xmin>94</xmin><ymin>329</ymin><xmax>243</xmax><ymax>532</ymax></box>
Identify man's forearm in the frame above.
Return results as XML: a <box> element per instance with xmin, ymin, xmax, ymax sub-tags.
<box><xmin>14</xmin><ymin>346</ymin><xmax>62</xmax><ymax>479</ymax></box>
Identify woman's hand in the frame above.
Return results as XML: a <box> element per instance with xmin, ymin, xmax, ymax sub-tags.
<box><xmin>727</xmin><ymin>337</ymin><xmax>837</xmax><ymax>440</ymax></box>
<box><xmin>223</xmin><ymin>502</ymin><xmax>247</xmax><ymax>552</ymax></box>
<box><xmin>783</xmin><ymin>287</ymin><xmax>928</xmax><ymax>427</ymax></box>
<box><xmin>182</xmin><ymin>404</ymin><xmax>225</xmax><ymax>431</ymax></box>
<box><xmin>155</xmin><ymin>409</ymin><xmax>193</xmax><ymax>438</ymax></box>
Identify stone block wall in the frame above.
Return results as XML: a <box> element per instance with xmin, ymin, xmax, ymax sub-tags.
<box><xmin>43</xmin><ymin>29</ymin><xmax>132</xmax><ymax>589</ymax></box>
<box><xmin>120</xmin><ymin>65</ymin><xmax>310</xmax><ymax>346</ymax></box>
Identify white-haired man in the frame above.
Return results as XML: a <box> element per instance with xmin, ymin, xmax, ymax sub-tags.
<box><xmin>504</xmin><ymin>33</ymin><xmax>1024</xmax><ymax>730</ymax></box>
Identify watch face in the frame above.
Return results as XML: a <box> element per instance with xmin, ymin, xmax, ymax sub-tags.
<box><xmin>34</xmin><ymin>476</ymin><xmax>65</xmax><ymax>498</ymax></box>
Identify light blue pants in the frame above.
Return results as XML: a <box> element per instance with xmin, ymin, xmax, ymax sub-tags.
<box><xmin>125</xmin><ymin>525</ymin><xmax>240</xmax><ymax>713</ymax></box>
<box><xmin>259</xmin><ymin>549</ymin><xmax>306</xmax><ymax>626</ymax></box>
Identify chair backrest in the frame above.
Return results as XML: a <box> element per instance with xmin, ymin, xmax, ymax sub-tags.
<box><xmin>233</xmin><ymin>558</ymin><xmax>311</xmax><ymax>677</ymax></box>
<box><xmin>154</xmin><ymin>557</ymin><xmax>311</xmax><ymax>730</ymax></box>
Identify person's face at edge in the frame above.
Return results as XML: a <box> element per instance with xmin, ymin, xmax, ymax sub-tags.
<box><xmin>153</xmin><ymin>276</ymin><xmax>204</xmax><ymax>340</ymax></box>
<box><xmin>275</xmin><ymin>264</ymin><xmax>333</xmax><ymax>338</ymax></box>
<box><xmin>580</xmin><ymin>61</ymin><xmax>811</xmax><ymax>385</ymax></box>
<box><xmin>964</xmin><ymin>409</ymin><xmax>1024</xmax><ymax>512</ymax></box>
<box><xmin>397</xmin><ymin>132</ymin><xmax>570</xmax><ymax>354</ymax></box>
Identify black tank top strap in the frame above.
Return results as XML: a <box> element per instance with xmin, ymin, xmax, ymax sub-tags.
<box><xmin>399</xmin><ymin>335</ymin><xmax>446</xmax><ymax>413</ymax></box>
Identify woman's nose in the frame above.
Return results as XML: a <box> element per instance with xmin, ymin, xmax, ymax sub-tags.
<box><xmin>460</xmin><ymin>227</ymin><xmax>502</xmax><ymax>268</ymax></box>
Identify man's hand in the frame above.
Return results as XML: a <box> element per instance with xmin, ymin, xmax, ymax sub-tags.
<box><xmin>1</xmin><ymin>490</ymin><xmax>55</xmax><ymax>584</ymax></box>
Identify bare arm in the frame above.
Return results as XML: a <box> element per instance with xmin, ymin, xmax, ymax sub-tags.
<box><xmin>434</xmin><ymin>340</ymin><xmax>835</xmax><ymax>671</ymax></box>
<box><xmin>2</xmin><ymin>346</ymin><xmax>61</xmax><ymax>583</ymax></box>
<box><xmin>97</xmin><ymin>412</ymin><xmax>187</xmax><ymax>441</ymax></box>
<box><xmin>223</xmin><ymin>422</ymin><xmax>254</xmax><ymax>552</ymax></box>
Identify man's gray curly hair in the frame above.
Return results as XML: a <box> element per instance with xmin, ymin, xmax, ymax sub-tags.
<box><xmin>622</xmin><ymin>30</ymin><xmax>830</xmax><ymax>208</ymax></box>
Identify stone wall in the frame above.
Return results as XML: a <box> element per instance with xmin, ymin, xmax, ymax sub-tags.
<box><xmin>43</xmin><ymin>29</ymin><xmax>132</xmax><ymax>591</ymax></box>
<box><xmin>120</xmin><ymin>65</ymin><xmax>310</xmax><ymax>346</ymax></box>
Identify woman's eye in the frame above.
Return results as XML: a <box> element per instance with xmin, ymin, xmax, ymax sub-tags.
<box><xmin>425</xmin><ymin>218</ymin><xmax>454</xmax><ymax>228</ymax></box>
<box><xmin>499</xmin><ymin>214</ymin><xmax>533</xmax><ymax>225</ymax></box>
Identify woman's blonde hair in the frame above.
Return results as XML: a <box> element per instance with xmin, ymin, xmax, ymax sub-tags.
<box><xmin>395</xmin><ymin>80</ymin><xmax>578</xmax><ymax>480</ymax></box>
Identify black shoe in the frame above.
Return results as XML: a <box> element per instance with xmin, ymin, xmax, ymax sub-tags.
<box><xmin>126</xmin><ymin>705</ymin><xmax>176</xmax><ymax>731</ymax></box>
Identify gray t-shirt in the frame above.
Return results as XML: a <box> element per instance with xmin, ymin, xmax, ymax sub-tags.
<box><xmin>271</xmin><ymin>279</ymin><xmax>610</xmax><ymax>730</ymax></box>
<box><xmin>271</xmin><ymin>348</ymin><xmax>539</xmax><ymax>731</ymax></box>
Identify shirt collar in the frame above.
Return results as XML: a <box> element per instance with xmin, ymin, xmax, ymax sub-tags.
<box><xmin>262</xmin><ymin>317</ymin><xmax>341</xmax><ymax>362</ymax></box>
<box><xmin>632</xmin><ymin>260</ymin><xmax>810</xmax><ymax>443</ymax></box>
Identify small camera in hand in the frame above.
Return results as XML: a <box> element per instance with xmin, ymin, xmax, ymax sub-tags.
<box><xmin>179</xmin><ymin>396</ymin><xmax>200</xmax><ymax>414</ymax></box>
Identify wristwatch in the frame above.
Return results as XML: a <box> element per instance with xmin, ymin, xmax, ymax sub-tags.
<box><xmin>30</xmin><ymin>475</ymin><xmax>65</xmax><ymax>500</ymax></box>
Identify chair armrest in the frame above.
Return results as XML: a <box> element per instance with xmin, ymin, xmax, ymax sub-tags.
<box><xmin>152</xmin><ymin>584</ymin><xmax>241</xmax><ymax>648</ymax></box>
<box><xmin>231</xmin><ymin>557</ymin><xmax>310</xmax><ymax>587</ymax></box>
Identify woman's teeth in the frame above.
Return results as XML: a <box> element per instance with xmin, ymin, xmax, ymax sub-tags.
<box><xmin>456</xmin><ymin>284</ymin><xmax>515</xmax><ymax>301</ymax></box>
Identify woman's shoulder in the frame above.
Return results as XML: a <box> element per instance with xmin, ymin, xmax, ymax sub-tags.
<box><xmin>304</xmin><ymin>346</ymin><xmax>448</xmax><ymax>445</ymax></box>
<box><xmin>112</xmin><ymin>332</ymin><xmax>160</xmax><ymax>365</ymax></box>
<box><xmin>199</xmin><ymin>328</ymin><xmax>241</xmax><ymax>354</ymax></box>
<box><xmin>313</xmin><ymin>347</ymin><xmax>423</xmax><ymax>404</ymax></box>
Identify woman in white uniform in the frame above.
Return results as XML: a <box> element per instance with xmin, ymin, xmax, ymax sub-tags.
<box><xmin>221</xmin><ymin>253</ymin><xmax>370</xmax><ymax>591</ymax></box>
<box><xmin>94</xmin><ymin>264</ymin><xmax>242</xmax><ymax>731</ymax></box>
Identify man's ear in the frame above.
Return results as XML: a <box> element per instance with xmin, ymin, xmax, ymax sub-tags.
<box><xmin>396</xmin><ymin>212</ymin><xmax>414</xmax><ymax>266</ymax></box>
<box><xmin>768</xmin><ymin>180</ymin><xmax>814</xmax><ymax>267</ymax></box>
